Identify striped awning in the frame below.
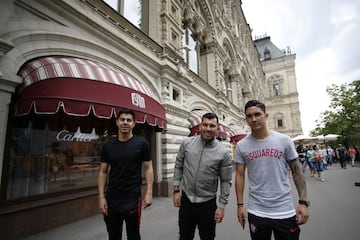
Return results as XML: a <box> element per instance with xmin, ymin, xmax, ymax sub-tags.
<box><xmin>228</xmin><ymin>124</ymin><xmax>247</xmax><ymax>143</ymax></box>
<box><xmin>188</xmin><ymin>110</ymin><xmax>227</xmax><ymax>140</ymax></box>
<box><xmin>15</xmin><ymin>56</ymin><xmax>167</xmax><ymax>128</ymax></box>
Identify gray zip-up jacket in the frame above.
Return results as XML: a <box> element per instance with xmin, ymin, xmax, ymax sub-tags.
<box><xmin>173</xmin><ymin>136</ymin><xmax>233</xmax><ymax>208</ymax></box>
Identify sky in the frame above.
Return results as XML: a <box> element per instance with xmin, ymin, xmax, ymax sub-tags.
<box><xmin>241</xmin><ymin>0</ymin><xmax>360</xmax><ymax>135</ymax></box>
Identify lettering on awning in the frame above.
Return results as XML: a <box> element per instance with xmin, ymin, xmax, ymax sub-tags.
<box><xmin>131</xmin><ymin>93</ymin><xmax>146</xmax><ymax>108</ymax></box>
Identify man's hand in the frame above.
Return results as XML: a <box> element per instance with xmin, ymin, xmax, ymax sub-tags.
<box><xmin>296</xmin><ymin>204</ymin><xmax>309</xmax><ymax>225</ymax></box>
<box><xmin>237</xmin><ymin>206</ymin><xmax>247</xmax><ymax>229</ymax></box>
<box><xmin>99</xmin><ymin>197</ymin><xmax>108</xmax><ymax>216</ymax></box>
<box><xmin>173</xmin><ymin>192</ymin><xmax>181</xmax><ymax>207</ymax></box>
<box><xmin>214</xmin><ymin>208</ymin><xmax>224</xmax><ymax>223</ymax></box>
<box><xmin>144</xmin><ymin>192</ymin><xmax>152</xmax><ymax>209</ymax></box>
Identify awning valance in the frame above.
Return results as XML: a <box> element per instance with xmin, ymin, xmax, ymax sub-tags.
<box><xmin>188</xmin><ymin>110</ymin><xmax>227</xmax><ymax>140</ymax></box>
<box><xmin>16</xmin><ymin>56</ymin><xmax>167</xmax><ymax>128</ymax></box>
<box><xmin>228</xmin><ymin>125</ymin><xmax>247</xmax><ymax>143</ymax></box>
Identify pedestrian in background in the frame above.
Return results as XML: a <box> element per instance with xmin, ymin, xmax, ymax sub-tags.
<box><xmin>313</xmin><ymin>145</ymin><xmax>325</xmax><ymax>181</ymax></box>
<box><xmin>348</xmin><ymin>146</ymin><xmax>357</xmax><ymax>167</ymax></box>
<box><xmin>235</xmin><ymin>100</ymin><xmax>309</xmax><ymax>240</ymax></box>
<box><xmin>320</xmin><ymin>145</ymin><xmax>328</xmax><ymax>170</ymax></box>
<box><xmin>98</xmin><ymin>108</ymin><xmax>153</xmax><ymax>240</ymax></box>
<box><xmin>306</xmin><ymin>146</ymin><xmax>316</xmax><ymax>177</ymax></box>
<box><xmin>336</xmin><ymin>144</ymin><xmax>347</xmax><ymax>169</ymax></box>
<box><xmin>173</xmin><ymin>112</ymin><xmax>233</xmax><ymax>240</ymax></box>
<box><xmin>326</xmin><ymin>145</ymin><xmax>334</xmax><ymax>166</ymax></box>
<box><xmin>355</xmin><ymin>146</ymin><xmax>360</xmax><ymax>164</ymax></box>
<box><xmin>296</xmin><ymin>145</ymin><xmax>306</xmax><ymax>172</ymax></box>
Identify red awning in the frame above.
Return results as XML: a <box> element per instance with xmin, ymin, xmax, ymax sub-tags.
<box><xmin>188</xmin><ymin>110</ymin><xmax>227</xmax><ymax>140</ymax></box>
<box><xmin>16</xmin><ymin>56</ymin><xmax>167</xmax><ymax>128</ymax></box>
<box><xmin>228</xmin><ymin>125</ymin><xmax>247</xmax><ymax>143</ymax></box>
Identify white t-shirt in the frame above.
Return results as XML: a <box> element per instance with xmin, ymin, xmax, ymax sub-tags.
<box><xmin>234</xmin><ymin>131</ymin><xmax>298</xmax><ymax>219</ymax></box>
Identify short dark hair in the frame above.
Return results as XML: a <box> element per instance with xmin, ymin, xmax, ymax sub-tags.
<box><xmin>117</xmin><ymin>108</ymin><xmax>136</xmax><ymax>121</ymax></box>
<box><xmin>201</xmin><ymin>112</ymin><xmax>219</xmax><ymax>123</ymax></box>
<box><xmin>245</xmin><ymin>100</ymin><xmax>266</xmax><ymax>113</ymax></box>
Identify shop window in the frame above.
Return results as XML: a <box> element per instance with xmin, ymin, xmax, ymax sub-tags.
<box><xmin>4</xmin><ymin>112</ymin><xmax>149</xmax><ymax>200</ymax></box>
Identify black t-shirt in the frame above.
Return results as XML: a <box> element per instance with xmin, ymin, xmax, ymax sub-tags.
<box><xmin>337</xmin><ymin>147</ymin><xmax>347</xmax><ymax>158</ymax></box>
<box><xmin>101</xmin><ymin>136</ymin><xmax>150</xmax><ymax>211</ymax></box>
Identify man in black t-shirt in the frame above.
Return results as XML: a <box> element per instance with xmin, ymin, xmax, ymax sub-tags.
<box><xmin>336</xmin><ymin>144</ymin><xmax>347</xmax><ymax>169</ymax></box>
<box><xmin>98</xmin><ymin>109</ymin><xmax>153</xmax><ymax>240</ymax></box>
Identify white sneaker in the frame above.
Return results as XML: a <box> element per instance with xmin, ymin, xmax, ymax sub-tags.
<box><xmin>321</xmin><ymin>178</ymin><xmax>325</xmax><ymax>182</ymax></box>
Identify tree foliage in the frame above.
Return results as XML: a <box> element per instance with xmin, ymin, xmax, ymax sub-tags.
<box><xmin>311</xmin><ymin>80</ymin><xmax>360</xmax><ymax>146</ymax></box>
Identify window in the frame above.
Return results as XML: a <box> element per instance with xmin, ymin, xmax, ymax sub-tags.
<box><xmin>171</xmin><ymin>31</ymin><xmax>179</xmax><ymax>46</ymax></box>
<box><xmin>104</xmin><ymin>0</ymin><xmax>142</xmax><ymax>29</ymax></box>
<box><xmin>172</xmin><ymin>86</ymin><xmax>181</xmax><ymax>102</ymax></box>
<box><xmin>103</xmin><ymin>0</ymin><xmax>120</xmax><ymax>11</ymax></box>
<box><xmin>264</xmin><ymin>48</ymin><xmax>271</xmax><ymax>60</ymax></box>
<box><xmin>182</xmin><ymin>28</ymin><xmax>198</xmax><ymax>74</ymax></box>
<box><xmin>273</xmin><ymin>84</ymin><xmax>281</xmax><ymax>96</ymax></box>
<box><xmin>223</xmin><ymin>74</ymin><xmax>233</xmax><ymax>101</ymax></box>
<box><xmin>4</xmin><ymin>112</ymin><xmax>150</xmax><ymax>200</ymax></box>
<box><xmin>277</xmin><ymin>119</ymin><xmax>283</xmax><ymax>128</ymax></box>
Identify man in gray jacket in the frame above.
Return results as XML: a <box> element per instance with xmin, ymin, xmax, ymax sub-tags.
<box><xmin>173</xmin><ymin>112</ymin><xmax>233</xmax><ymax>240</ymax></box>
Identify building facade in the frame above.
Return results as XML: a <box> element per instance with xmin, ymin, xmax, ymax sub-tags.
<box><xmin>254</xmin><ymin>36</ymin><xmax>303</xmax><ymax>137</ymax></box>
<box><xmin>0</xmin><ymin>0</ymin><xmax>265</xmax><ymax>238</ymax></box>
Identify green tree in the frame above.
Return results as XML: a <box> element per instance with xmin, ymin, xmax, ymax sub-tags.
<box><xmin>311</xmin><ymin>80</ymin><xmax>360</xmax><ymax>146</ymax></box>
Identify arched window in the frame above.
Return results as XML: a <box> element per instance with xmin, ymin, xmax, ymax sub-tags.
<box><xmin>182</xmin><ymin>28</ymin><xmax>198</xmax><ymax>74</ymax></box>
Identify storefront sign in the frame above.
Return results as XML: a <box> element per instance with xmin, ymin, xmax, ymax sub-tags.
<box><xmin>131</xmin><ymin>93</ymin><xmax>145</xmax><ymax>108</ymax></box>
<box><xmin>56</xmin><ymin>127</ymin><xmax>99</xmax><ymax>142</ymax></box>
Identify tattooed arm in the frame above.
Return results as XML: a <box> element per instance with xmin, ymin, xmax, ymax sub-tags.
<box><xmin>289</xmin><ymin>159</ymin><xmax>307</xmax><ymax>200</ymax></box>
<box><xmin>289</xmin><ymin>159</ymin><xmax>310</xmax><ymax>225</ymax></box>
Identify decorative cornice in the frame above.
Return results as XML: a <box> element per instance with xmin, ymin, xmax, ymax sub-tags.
<box><xmin>0</xmin><ymin>38</ymin><xmax>15</xmax><ymax>56</ymax></box>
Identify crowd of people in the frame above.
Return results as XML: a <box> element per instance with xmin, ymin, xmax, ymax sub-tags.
<box><xmin>296</xmin><ymin>143</ymin><xmax>359</xmax><ymax>182</ymax></box>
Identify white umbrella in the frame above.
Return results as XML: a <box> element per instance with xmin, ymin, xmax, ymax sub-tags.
<box><xmin>324</xmin><ymin>134</ymin><xmax>341</xmax><ymax>141</ymax></box>
<box><xmin>292</xmin><ymin>135</ymin><xmax>318</xmax><ymax>144</ymax></box>
<box><xmin>316</xmin><ymin>134</ymin><xmax>341</xmax><ymax>144</ymax></box>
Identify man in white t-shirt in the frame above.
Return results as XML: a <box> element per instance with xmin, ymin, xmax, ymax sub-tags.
<box><xmin>234</xmin><ymin>100</ymin><xmax>309</xmax><ymax>240</ymax></box>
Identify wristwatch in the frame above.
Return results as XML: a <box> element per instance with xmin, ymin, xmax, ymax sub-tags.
<box><xmin>173</xmin><ymin>185</ymin><xmax>180</xmax><ymax>194</ymax></box>
<box><xmin>298</xmin><ymin>200</ymin><xmax>310</xmax><ymax>207</ymax></box>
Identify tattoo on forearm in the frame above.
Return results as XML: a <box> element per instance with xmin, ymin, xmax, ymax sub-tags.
<box><xmin>289</xmin><ymin>159</ymin><xmax>307</xmax><ymax>199</ymax></box>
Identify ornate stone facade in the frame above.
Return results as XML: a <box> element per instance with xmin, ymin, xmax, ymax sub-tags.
<box><xmin>0</xmin><ymin>0</ymin><xmax>265</xmax><ymax>238</ymax></box>
<box><xmin>254</xmin><ymin>36</ymin><xmax>303</xmax><ymax>137</ymax></box>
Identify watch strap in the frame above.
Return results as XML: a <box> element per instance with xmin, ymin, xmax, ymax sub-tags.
<box><xmin>298</xmin><ymin>200</ymin><xmax>310</xmax><ymax>207</ymax></box>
